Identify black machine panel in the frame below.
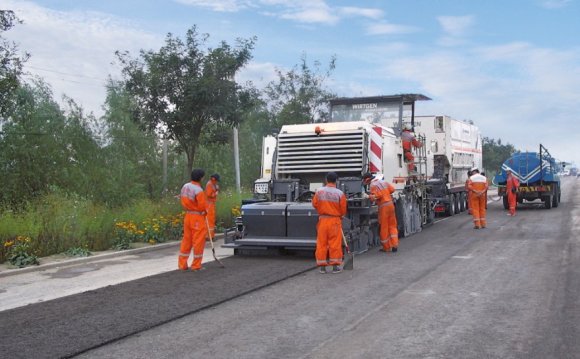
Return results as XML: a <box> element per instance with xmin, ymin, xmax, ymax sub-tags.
<box><xmin>286</xmin><ymin>203</ymin><xmax>318</xmax><ymax>238</ymax></box>
<box><xmin>241</xmin><ymin>202</ymin><xmax>288</xmax><ymax>237</ymax></box>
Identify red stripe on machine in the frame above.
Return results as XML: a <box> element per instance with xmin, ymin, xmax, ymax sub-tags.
<box><xmin>370</xmin><ymin>141</ymin><xmax>381</xmax><ymax>157</ymax></box>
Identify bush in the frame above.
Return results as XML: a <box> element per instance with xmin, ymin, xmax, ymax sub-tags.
<box><xmin>215</xmin><ymin>188</ymin><xmax>252</xmax><ymax>232</ymax></box>
<box><xmin>3</xmin><ymin>236</ymin><xmax>39</xmax><ymax>268</ymax></box>
<box><xmin>65</xmin><ymin>247</ymin><xmax>92</xmax><ymax>257</ymax></box>
<box><xmin>0</xmin><ymin>188</ymin><xmax>249</xmax><ymax>263</ymax></box>
<box><xmin>113</xmin><ymin>213</ymin><xmax>183</xmax><ymax>250</ymax></box>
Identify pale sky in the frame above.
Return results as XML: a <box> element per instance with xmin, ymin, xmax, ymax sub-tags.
<box><xmin>3</xmin><ymin>0</ymin><xmax>580</xmax><ymax>166</ymax></box>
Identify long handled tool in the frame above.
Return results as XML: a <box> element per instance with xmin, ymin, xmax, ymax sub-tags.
<box><xmin>205</xmin><ymin>216</ymin><xmax>225</xmax><ymax>268</ymax></box>
<box><xmin>341</xmin><ymin>228</ymin><xmax>354</xmax><ymax>270</ymax></box>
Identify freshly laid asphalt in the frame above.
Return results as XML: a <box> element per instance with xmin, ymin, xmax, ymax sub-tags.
<box><xmin>0</xmin><ymin>255</ymin><xmax>313</xmax><ymax>359</ymax></box>
<box><xmin>1</xmin><ymin>182</ymin><xmax>579</xmax><ymax>359</ymax></box>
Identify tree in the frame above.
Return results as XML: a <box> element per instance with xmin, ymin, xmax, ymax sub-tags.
<box><xmin>0</xmin><ymin>10</ymin><xmax>29</xmax><ymax>116</ymax></box>
<box><xmin>116</xmin><ymin>26</ymin><xmax>257</xmax><ymax>178</ymax></box>
<box><xmin>0</xmin><ymin>80</ymin><xmax>100</xmax><ymax>207</ymax></box>
<box><xmin>99</xmin><ymin>81</ymin><xmax>165</xmax><ymax>205</ymax></box>
<box><xmin>264</xmin><ymin>54</ymin><xmax>337</xmax><ymax>128</ymax></box>
<box><xmin>482</xmin><ymin>137</ymin><xmax>517</xmax><ymax>176</ymax></box>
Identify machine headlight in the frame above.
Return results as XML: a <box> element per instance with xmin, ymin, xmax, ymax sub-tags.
<box><xmin>254</xmin><ymin>181</ymin><xmax>269</xmax><ymax>194</ymax></box>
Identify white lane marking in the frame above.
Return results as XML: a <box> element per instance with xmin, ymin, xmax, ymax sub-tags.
<box><xmin>452</xmin><ymin>255</ymin><xmax>473</xmax><ymax>259</ymax></box>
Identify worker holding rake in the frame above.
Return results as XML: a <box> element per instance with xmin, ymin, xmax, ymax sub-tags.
<box><xmin>178</xmin><ymin>168</ymin><xmax>209</xmax><ymax>271</ymax></box>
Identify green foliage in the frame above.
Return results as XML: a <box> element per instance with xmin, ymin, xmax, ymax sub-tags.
<box><xmin>0</xmin><ymin>193</ymin><xmax>183</xmax><ymax>263</ymax></box>
<box><xmin>100</xmin><ymin>82</ymin><xmax>164</xmax><ymax>205</ymax></box>
<box><xmin>0</xmin><ymin>10</ymin><xmax>29</xmax><ymax>116</ymax></box>
<box><xmin>113</xmin><ymin>212</ymin><xmax>183</xmax><ymax>250</ymax></box>
<box><xmin>0</xmin><ymin>26</ymin><xmax>343</xmax><ymax>264</ymax></box>
<box><xmin>264</xmin><ymin>54</ymin><xmax>337</xmax><ymax>127</ymax></box>
<box><xmin>237</xmin><ymin>108</ymin><xmax>274</xmax><ymax>187</ymax></box>
<box><xmin>4</xmin><ymin>236</ymin><xmax>39</xmax><ymax>268</ymax></box>
<box><xmin>215</xmin><ymin>188</ymin><xmax>253</xmax><ymax>231</ymax></box>
<box><xmin>65</xmin><ymin>247</ymin><xmax>91</xmax><ymax>257</ymax></box>
<box><xmin>116</xmin><ymin>25</ymin><xmax>258</xmax><ymax>178</ymax></box>
<box><xmin>483</xmin><ymin>137</ymin><xmax>517</xmax><ymax>177</ymax></box>
<box><xmin>0</xmin><ymin>81</ymin><xmax>104</xmax><ymax>208</ymax></box>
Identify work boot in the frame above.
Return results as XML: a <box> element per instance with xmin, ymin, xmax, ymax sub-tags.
<box><xmin>379</xmin><ymin>248</ymin><xmax>389</xmax><ymax>253</ymax></box>
<box><xmin>332</xmin><ymin>265</ymin><xmax>342</xmax><ymax>274</ymax></box>
<box><xmin>391</xmin><ymin>247</ymin><xmax>398</xmax><ymax>253</ymax></box>
<box><xmin>319</xmin><ymin>266</ymin><xmax>327</xmax><ymax>274</ymax></box>
<box><xmin>474</xmin><ymin>226</ymin><xmax>480</xmax><ymax>229</ymax></box>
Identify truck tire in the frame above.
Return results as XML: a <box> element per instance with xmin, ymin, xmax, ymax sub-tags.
<box><xmin>544</xmin><ymin>195</ymin><xmax>553</xmax><ymax>209</ymax></box>
<box><xmin>503</xmin><ymin>195</ymin><xmax>509</xmax><ymax>210</ymax></box>
<box><xmin>454</xmin><ymin>194</ymin><xmax>460</xmax><ymax>214</ymax></box>
<box><xmin>552</xmin><ymin>184</ymin><xmax>559</xmax><ymax>208</ymax></box>
<box><xmin>446</xmin><ymin>195</ymin><xmax>455</xmax><ymax>216</ymax></box>
<box><xmin>459</xmin><ymin>192</ymin><xmax>466</xmax><ymax>212</ymax></box>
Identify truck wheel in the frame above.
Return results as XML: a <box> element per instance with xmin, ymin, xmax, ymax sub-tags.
<box><xmin>552</xmin><ymin>184</ymin><xmax>559</xmax><ymax>208</ymax></box>
<box><xmin>502</xmin><ymin>196</ymin><xmax>509</xmax><ymax>210</ymax></box>
<box><xmin>459</xmin><ymin>193</ymin><xmax>466</xmax><ymax>212</ymax></box>
<box><xmin>544</xmin><ymin>195</ymin><xmax>553</xmax><ymax>209</ymax></box>
<box><xmin>454</xmin><ymin>194</ymin><xmax>461</xmax><ymax>214</ymax></box>
<box><xmin>446</xmin><ymin>194</ymin><xmax>455</xmax><ymax>216</ymax></box>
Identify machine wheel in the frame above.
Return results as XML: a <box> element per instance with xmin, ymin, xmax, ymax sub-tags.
<box><xmin>446</xmin><ymin>194</ymin><xmax>455</xmax><ymax>216</ymax></box>
<box><xmin>503</xmin><ymin>196</ymin><xmax>509</xmax><ymax>210</ymax></box>
<box><xmin>544</xmin><ymin>195</ymin><xmax>553</xmax><ymax>209</ymax></box>
<box><xmin>454</xmin><ymin>194</ymin><xmax>460</xmax><ymax>214</ymax></box>
<box><xmin>458</xmin><ymin>192</ymin><xmax>466</xmax><ymax>212</ymax></box>
<box><xmin>552</xmin><ymin>184</ymin><xmax>559</xmax><ymax>208</ymax></box>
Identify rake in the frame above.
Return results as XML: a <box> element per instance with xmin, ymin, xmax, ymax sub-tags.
<box><xmin>205</xmin><ymin>216</ymin><xmax>225</xmax><ymax>268</ymax></box>
<box><xmin>341</xmin><ymin>228</ymin><xmax>354</xmax><ymax>270</ymax></box>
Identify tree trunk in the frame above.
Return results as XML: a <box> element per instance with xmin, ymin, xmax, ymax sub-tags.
<box><xmin>185</xmin><ymin>146</ymin><xmax>195</xmax><ymax>181</ymax></box>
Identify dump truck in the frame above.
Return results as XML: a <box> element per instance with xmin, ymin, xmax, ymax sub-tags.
<box><xmin>224</xmin><ymin>94</ymin><xmax>481</xmax><ymax>255</ymax></box>
<box><xmin>412</xmin><ymin>115</ymin><xmax>482</xmax><ymax>216</ymax></box>
<box><xmin>493</xmin><ymin>144</ymin><xmax>561</xmax><ymax>209</ymax></box>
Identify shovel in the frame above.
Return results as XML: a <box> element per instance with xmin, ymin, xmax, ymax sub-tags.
<box><xmin>341</xmin><ymin>229</ymin><xmax>354</xmax><ymax>270</ymax></box>
<box><xmin>205</xmin><ymin>216</ymin><xmax>225</xmax><ymax>268</ymax></box>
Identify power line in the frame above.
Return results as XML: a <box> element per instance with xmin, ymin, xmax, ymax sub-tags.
<box><xmin>22</xmin><ymin>73</ymin><xmax>107</xmax><ymax>88</ymax></box>
<box><xmin>0</xmin><ymin>130</ymin><xmax>158</xmax><ymax>141</ymax></box>
<box><xmin>25</xmin><ymin>64</ymin><xmax>109</xmax><ymax>82</ymax></box>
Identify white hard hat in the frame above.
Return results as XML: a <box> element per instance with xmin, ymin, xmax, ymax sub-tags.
<box><xmin>470</xmin><ymin>167</ymin><xmax>479</xmax><ymax>172</ymax></box>
<box><xmin>403</xmin><ymin>124</ymin><xmax>412</xmax><ymax>130</ymax></box>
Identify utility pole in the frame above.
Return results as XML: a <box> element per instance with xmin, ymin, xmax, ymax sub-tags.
<box><xmin>233</xmin><ymin>126</ymin><xmax>241</xmax><ymax>194</ymax></box>
<box><xmin>162</xmin><ymin>138</ymin><xmax>168</xmax><ymax>194</ymax></box>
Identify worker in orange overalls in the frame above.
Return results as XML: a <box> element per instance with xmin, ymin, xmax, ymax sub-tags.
<box><xmin>178</xmin><ymin>168</ymin><xmax>209</xmax><ymax>271</ymax></box>
<box><xmin>467</xmin><ymin>167</ymin><xmax>488</xmax><ymax>229</ymax></box>
<box><xmin>401</xmin><ymin>124</ymin><xmax>422</xmax><ymax>173</ymax></box>
<box><xmin>205</xmin><ymin>173</ymin><xmax>220</xmax><ymax>240</ymax></box>
<box><xmin>363</xmin><ymin>173</ymin><xmax>398</xmax><ymax>252</ymax></box>
<box><xmin>465</xmin><ymin>169</ymin><xmax>473</xmax><ymax>215</ymax></box>
<box><xmin>505</xmin><ymin>169</ymin><xmax>520</xmax><ymax>216</ymax></box>
<box><xmin>312</xmin><ymin>172</ymin><xmax>347</xmax><ymax>274</ymax></box>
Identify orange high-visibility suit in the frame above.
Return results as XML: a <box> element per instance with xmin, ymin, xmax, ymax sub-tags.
<box><xmin>178</xmin><ymin>181</ymin><xmax>208</xmax><ymax>270</ymax></box>
<box><xmin>465</xmin><ymin>170</ymin><xmax>472</xmax><ymax>215</ymax></box>
<box><xmin>205</xmin><ymin>178</ymin><xmax>219</xmax><ymax>239</ymax></box>
<box><xmin>401</xmin><ymin>129</ymin><xmax>422</xmax><ymax>172</ymax></box>
<box><xmin>370</xmin><ymin>179</ymin><xmax>398</xmax><ymax>251</ymax></box>
<box><xmin>506</xmin><ymin>172</ymin><xmax>520</xmax><ymax>216</ymax></box>
<box><xmin>312</xmin><ymin>184</ymin><xmax>347</xmax><ymax>267</ymax></box>
<box><xmin>467</xmin><ymin>173</ymin><xmax>488</xmax><ymax>229</ymax></box>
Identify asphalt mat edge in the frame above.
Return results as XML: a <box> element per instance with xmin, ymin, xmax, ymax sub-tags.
<box><xmin>0</xmin><ymin>255</ymin><xmax>314</xmax><ymax>359</ymax></box>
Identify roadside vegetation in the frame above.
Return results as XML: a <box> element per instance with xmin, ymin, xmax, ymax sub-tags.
<box><xmin>0</xmin><ymin>10</ymin><xmax>512</xmax><ymax>266</ymax></box>
<box><xmin>0</xmin><ymin>11</ymin><xmax>334</xmax><ymax>265</ymax></box>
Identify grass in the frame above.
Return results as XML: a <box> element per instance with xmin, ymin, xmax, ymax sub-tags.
<box><xmin>0</xmin><ymin>188</ymin><xmax>253</xmax><ymax>264</ymax></box>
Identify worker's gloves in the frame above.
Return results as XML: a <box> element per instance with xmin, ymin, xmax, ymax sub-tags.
<box><xmin>361</xmin><ymin>192</ymin><xmax>369</xmax><ymax>199</ymax></box>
